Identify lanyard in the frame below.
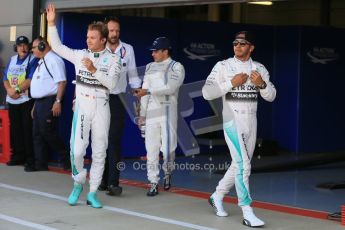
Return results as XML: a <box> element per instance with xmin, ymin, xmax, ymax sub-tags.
<box><xmin>119</xmin><ymin>46</ymin><xmax>126</xmax><ymax>59</ymax></box>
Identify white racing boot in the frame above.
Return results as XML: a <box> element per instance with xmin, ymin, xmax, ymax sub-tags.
<box><xmin>208</xmin><ymin>192</ymin><xmax>229</xmax><ymax>217</ymax></box>
<box><xmin>242</xmin><ymin>205</ymin><xmax>265</xmax><ymax>227</ymax></box>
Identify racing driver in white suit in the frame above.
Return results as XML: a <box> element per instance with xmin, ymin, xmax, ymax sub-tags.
<box><xmin>202</xmin><ymin>31</ymin><xmax>276</xmax><ymax>227</ymax></box>
<box><xmin>135</xmin><ymin>37</ymin><xmax>185</xmax><ymax>196</ymax></box>
<box><xmin>47</xmin><ymin>4</ymin><xmax>121</xmax><ymax>208</ymax></box>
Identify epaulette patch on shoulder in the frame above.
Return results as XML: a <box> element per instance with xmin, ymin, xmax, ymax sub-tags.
<box><xmin>145</xmin><ymin>62</ymin><xmax>153</xmax><ymax>72</ymax></box>
<box><xmin>221</xmin><ymin>58</ymin><xmax>232</xmax><ymax>65</ymax></box>
<box><xmin>253</xmin><ymin>61</ymin><xmax>263</xmax><ymax>68</ymax></box>
<box><xmin>171</xmin><ymin>61</ymin><xmax>179</xmax><ymax>72</ymax></box>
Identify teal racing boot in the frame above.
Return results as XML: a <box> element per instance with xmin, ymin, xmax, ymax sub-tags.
<box><xmin>68</xmin><ymin>183</ymin><xmax>83</xmax><ymax>205</ymax></box>
<box><xmin>86</xmin><ymin>192</ymin><xmax>103</xmax><ymax>208</ymax></box>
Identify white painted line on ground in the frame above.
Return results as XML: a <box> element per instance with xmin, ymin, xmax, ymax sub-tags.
<box><xmin>0</xmin><ymin>213</ymin><xmax>58</xmax><ymax>230</ymax></box>
<box><xmin>0</xmin><ymin>183</ymin><xmax>217</xmax><ymax>230</ymax></box>
<box><xmin>0</xmin><ymin>183</ymin><xmax>67</xmax><ymax>201</ymax></box>
<box><xmin>103</xmin><ymin>206</ymin><xmax>216</xmax><ymax>230</ymax></box>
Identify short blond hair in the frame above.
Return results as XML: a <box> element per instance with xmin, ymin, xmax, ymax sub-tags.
<box><xmin>88</xmin><ymin>21</ymin><xmax>108</xmax><ymax>39</ymax></box>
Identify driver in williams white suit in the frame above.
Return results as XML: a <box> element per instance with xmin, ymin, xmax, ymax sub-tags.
<box><xmin>135</xmin><ymin>37</ymin><xmax>185</xmax><ymax>197</ymax></box>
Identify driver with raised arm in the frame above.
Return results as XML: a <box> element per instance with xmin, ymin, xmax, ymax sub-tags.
<box><xmin>46</xmin><ymin>4</ymin><xmax>121</xmax><ymax>209</ymax></box>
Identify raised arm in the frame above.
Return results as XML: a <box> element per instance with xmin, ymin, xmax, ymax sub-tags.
<box><xmin>46</xmin><ymin>3</ymin><xmax>80</xmax><ymax>64</ymax></box>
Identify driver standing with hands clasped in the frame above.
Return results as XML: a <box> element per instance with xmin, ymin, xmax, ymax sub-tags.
<box><xmin>203</xmin><ymin>31</ymin><xmax>276</xmax><ymax>228</ymax></box>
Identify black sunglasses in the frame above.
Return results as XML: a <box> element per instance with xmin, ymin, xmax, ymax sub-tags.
<box><xmin>232</xmin><ymin>40</ymin><xmax>250</xmax><ymax>47</ymax></box>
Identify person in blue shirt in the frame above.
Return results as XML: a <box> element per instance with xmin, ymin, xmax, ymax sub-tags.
<box><xmin>3</xmin><ymin>35</ymin><xmax>38</xmax><ymax>172</ymax></box>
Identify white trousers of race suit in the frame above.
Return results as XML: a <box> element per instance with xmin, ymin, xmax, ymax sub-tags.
<box><xmin>145</xmin><ymin>104</ymin><xmax>177</xmax><ymax>184</ymax></box>
<box><xmin>216</xmin><ymin>111</ymin><xmax>257</xmax><ymax>207</ymax></box>
<box><xmin>70</xmin><ymin>93</ymin><xmax>110</xmax><ymax>192</ymax></box>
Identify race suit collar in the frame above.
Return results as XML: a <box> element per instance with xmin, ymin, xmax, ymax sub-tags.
<box><xmin>233</xmin><ymin>56</ymin><xmax>257</xmax><ymax>71</ymax></box>
<box><xmin>158</xmin><ymin>57</ymin><xmax>172</xmax><ymax>64</ymax></box>
<box><xmin>88</xmin><ymin>48</ymin><xmax>107</xmax><ymax>58</ymax></box>
<box><xmin>234</xmin><ymin>56</ymin><xmax>252</xmax><ymax>64</ymax></box>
